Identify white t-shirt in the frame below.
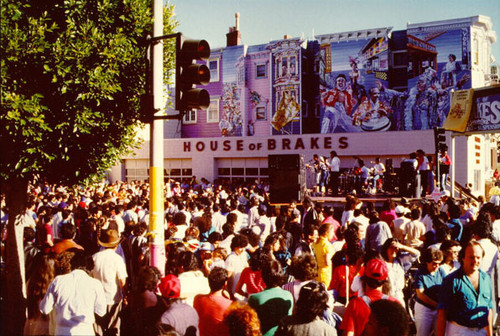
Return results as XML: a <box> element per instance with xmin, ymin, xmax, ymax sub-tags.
<box><xmin>91</xmin><ymin>249</ymin><xmax>128</xmax><ymax>305</ymax></box>
<box><xmin>40</xmin><ymin>269</ymin><xmax>106</xmax><ymax>336</ymax></box>
<box><xmin>225</xmin><ymin>252</ymin><xmax>249</xmax><ymax>295</ymax></box>
<box><xmin>178</xmin><ymin>270</ymin><xmax>210</xmax><ymax>307</ymax></box>
<box><xmin>329</xmin><ymin>157</ymin><xmax>340</xmax><ymax>172</ymax></box>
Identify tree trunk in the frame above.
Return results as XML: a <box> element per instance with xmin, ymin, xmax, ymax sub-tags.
<box><xmin>1</xmin><ymin>178</ymin><xmax>28</xmax><ymax>335</ymax></box>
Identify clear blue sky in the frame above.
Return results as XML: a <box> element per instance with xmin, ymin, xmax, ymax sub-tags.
<box><xmin>169</xmin><ymin>0</ymin><xmax>500</xmax><ymax>65</ymax></box>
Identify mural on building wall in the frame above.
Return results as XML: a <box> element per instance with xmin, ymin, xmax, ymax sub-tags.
<box><xmin>317</xmin><ymin>37</ymin><xmax>393</xmax><ymax>134</ymax></box>
<box><xmin>269</xmin><ymin>40</ymin><xmax>302</xmax><ymax>135</ymax></box>
<box><xmin>403</xmin><ymin>27</ymin><xmax>471</xmax><ymax>130</ymax></box>
<box><xmin>219</xmin><ymin>46</ymin><xmax>244</xmax><ymax>137</ymax></box>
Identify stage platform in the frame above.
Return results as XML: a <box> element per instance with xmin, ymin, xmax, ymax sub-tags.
<box><xmin>308</xmin><ymin>194</ymin><xmax>419</xmax><ymax>208</ymax></box>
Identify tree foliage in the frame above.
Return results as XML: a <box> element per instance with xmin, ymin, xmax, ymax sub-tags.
<box><xmin>0</xmin><ymin>1</ymin><xmax>177</xmax><ymax>333</ymax></box>
<box><xmin>0</xmin><ymin>0</ymin><xmax>177</xmax><ymax>186</ymax></box>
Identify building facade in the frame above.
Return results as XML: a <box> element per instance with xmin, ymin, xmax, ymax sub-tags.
<box><xmin>113</xmin><ymin>15</ymin><xmax>499</xmax><ymax>197</ymax></box>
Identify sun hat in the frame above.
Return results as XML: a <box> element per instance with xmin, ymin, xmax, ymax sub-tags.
<box><xmin>97</xmin><ymin>229</ymin><xmax>121</xmax><ymax>248</ymax></box>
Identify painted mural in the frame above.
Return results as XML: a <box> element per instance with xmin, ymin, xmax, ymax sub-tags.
<box><xmin>219</xmin><ymin>46</ymin><xmax>245</xmax><ymax>137</ymax></box>
<box><xmin>317</xmin><ymin>37</ymin><xmax>393</xmax><ymax>134</ymax></box>
<box><xmin>403</xmin><ymin>27</ymin><xmax>471</xmax><ymax>130</ymax></box>
<box><xmin>269</xmin><ymin>39</ymin><xmax>302</xmax><ymax>135</ymax></box>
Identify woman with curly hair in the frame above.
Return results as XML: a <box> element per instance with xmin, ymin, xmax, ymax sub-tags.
<box><xmin>282</xmin><ymin>253</ymin><xmax>318</xmax><ymax>302</ymax></box>
<box><xmin>224</xmin><ymin>301</ymin><xmax>261</xmax><ymax>336</ymax></box>
<box><xmin>276</xmin><ymin>281</ymin><xmax>337</xmax><ymax>335</ymax></box>
<box><xmin>24</xmin><ymin>254</ymin><xmax>56</xmax><ymax>335</ymax></box>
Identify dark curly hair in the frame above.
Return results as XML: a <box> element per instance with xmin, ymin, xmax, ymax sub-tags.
<box><xmin>261</xmin><ymin>259</ymin><xmax>284</xmax><ymax>288</ymax></box>
<box><xmin>178</xmin><ymin>250</ymin><xmax>200</xmax><ymax>272</ymax></box>
<box><xmin>137</xmin><ymin>265</ymin><xmax>162</xmax><ymax>292</ymax></box>
<box><xmin>295</xmin><ymin>280</ymin><xmax>329</xmax><ymax>322</ymax></box>
<box><xmin>230</xmin><ymin>234</ymin><xmax>249</xmax><ymax>251</ymax></box>
<box><xmin>421</xmin><ymin>247</ymin><xmax>443</xmax><ymax>264</ymax></box>
<box><xmin>289</xmin><ymin>253</ymin><xmax>317</xmax><ymax>281</ymax></box>
<box><xmin>369</xmin><ymin>299</ymin><xmax>410</xmax><ymax>336</ymax></box>
<box><xmin>248</xmin><ymin>248</ymin><xmax>271</xmax><ymax>272</ymax></box>
<box><xmin>208</xmin><ymin>267</ymin><xmax>228</xmax><ymax>292</ymax></box>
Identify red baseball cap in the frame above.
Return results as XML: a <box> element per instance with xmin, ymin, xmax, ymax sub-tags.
<box><xmin>365</xmin><ymin>258</ymin><xmax>388</xmax><ymax>281</ymax></box>
<box><xmin>158</xmin><ymin>274</ymin><xmax>181</xmax><ymax>298</ymax></box>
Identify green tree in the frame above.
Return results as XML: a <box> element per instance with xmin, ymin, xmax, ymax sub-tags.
<box><xmin>0</xmin><ymin>0</ymin><xmax>176</xmax><ymax>333</ymax></box>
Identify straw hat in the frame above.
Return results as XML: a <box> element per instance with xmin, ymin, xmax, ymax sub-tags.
<box><xmin>98</xmin><ymin>229</ymin><xmax>121</xmax><ymax>248</ymax></box>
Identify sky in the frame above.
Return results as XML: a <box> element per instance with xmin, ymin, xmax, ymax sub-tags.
<box><xmin>169</xmin><ymin>0</ymin><xmax>500</xmax><ymax>65</ymax></box>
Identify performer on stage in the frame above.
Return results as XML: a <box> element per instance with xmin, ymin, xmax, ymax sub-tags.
<box><xmin>372</xmin><ymin>157</ymin><xmax>386</xmax><ymax>193</ymax></box>
<box><xmin>328</xmin><ymin>151</ymin><xmax>341</xmax><ymax>196</ymax></box>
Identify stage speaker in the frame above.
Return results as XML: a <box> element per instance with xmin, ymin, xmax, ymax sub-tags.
<box><xmin>399</xmin><ymin>161</ymin><xmax>417</xmax><ymax>197</ymax></box>
<box><xmin>385</xmin><ymin>159</ymin><xmax>393</xmax><ymax>174</ymax></box>
<box><xmin>268</xmin><ymin>154</ymin><xmax>306</xmax><ymax>204</ymax></box>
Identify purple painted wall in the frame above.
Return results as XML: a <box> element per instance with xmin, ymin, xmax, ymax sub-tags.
<box><xmin>245</xmin><ymin>48</ymin><xmax>271</xmax><ymax>137</ymax></box>
<box><xmin>181</xmin><ymin>50</ymin><xmax>224</xmax><ymax>138</ymax></box>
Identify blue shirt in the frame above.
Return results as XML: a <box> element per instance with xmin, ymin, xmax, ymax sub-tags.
<box><xmin>447</xmin><ymin>218</ymin><xmax>463</xmax><ymax>242</ymax></box>
<box><xmin>415</xmin><ymin>267</ymin><xmax>447</xmax><ymax>308</ymax></box>
<box><xmin>437</xmin><ymin>268</ymin><xmax>493</xmax><ymax>328</ymax></box>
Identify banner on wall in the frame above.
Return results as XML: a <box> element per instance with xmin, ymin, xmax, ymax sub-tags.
<box><xmin>443</xmin><ymin>89</ymin><xmax>474</xmax><ymax>132</ymax></box>
<box><xmin>465</xmin><ymin>89</ymin><xmax>500</xmax><ymax>132</ymax></box>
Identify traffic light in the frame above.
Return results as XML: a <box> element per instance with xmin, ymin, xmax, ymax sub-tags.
<box><xmin>175</xmin><ymin>34</ymin><xmax>211</xmax><ymax>112</ymax></box>
<box><xmin>434</xmin><ymin>127</ymin><xmax>446</xmax><ymax>153</ymax></box>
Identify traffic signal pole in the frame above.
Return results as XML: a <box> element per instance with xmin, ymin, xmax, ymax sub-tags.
<box><xmin>149</xmin><ymin>0</ymin><xmax>165</xmax><ymax>275</ymax></box>
<box><xmin>145</xmin><ymin>11</ymin><xmax>210</xmax><ymax>274</ymax></box>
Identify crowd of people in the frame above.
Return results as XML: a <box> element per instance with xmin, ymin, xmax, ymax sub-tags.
<box><xmin>1</xmin><ymin>177</ymin><xmax>500</xmax><ymax>336</ymax></box>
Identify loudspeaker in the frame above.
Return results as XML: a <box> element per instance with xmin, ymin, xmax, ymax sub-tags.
<box><xmin>268</xmin><ymin>154</ymin><xmax>303</xmax><ymax>170</ymax></box>
<box><xmin>399</xmin><ymin>161</ymin><xmax>416</xmax><ymax>197</ymax></box>
<box><xmin>385</xmin><ymin>159</ymin><xmax>393</xmax><ymax>174</ymax></box>
<box><xmin>268</xmin><ymin>154</ymin><xmax>306</xmax><ymax>204</ymax></box>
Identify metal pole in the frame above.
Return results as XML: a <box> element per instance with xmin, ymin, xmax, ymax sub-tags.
<box><xmin>451</xmin><ymin>135</ymin><xmax>456</xmax><ymax>198</ymax></box>
<box><xmin>149</xmin><ymin>0</ymin><xmax>165</xmax><ymax>275</ymax></box>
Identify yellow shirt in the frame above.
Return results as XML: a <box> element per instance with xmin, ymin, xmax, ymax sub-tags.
<box><xmin>313</xmin><ymin>236</ymin><xmax>335</xmax><ymax>288</ymax></box>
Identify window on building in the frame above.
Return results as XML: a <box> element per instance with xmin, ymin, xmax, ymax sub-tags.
<box><xmin>218</xmin><ymin>168</ymin><xmax>230</xmax><ymax>175</ymax></box>
<box><xmin>474</xmin><ymin>169</ymin><xmax>481</xmax><ymax>192</ymax></box>
<box><xmin>256</xmin><ymin>64</ymin><xmax>267</xmax><ymax>78</ymax></box>
<box><xmin>170</xmin><ymin>169</ymin><xmax>181</xmax><ymax>176</ymax></box>
<box><xmin>183</xmin><ymin>109</ymin><xmax>197</xmax><ymax>124</ymax></box>
<box><xmin>232</xmin><ymin>168</ymin><xmax>244</xmax><ymax>175</ymax></box>
<box><xmin>208</xmin><ymin>59</ymin><xmax>219</xmax><ymax>82</ymax></box>
<box><xmin>236</xmin><ymin>67</ymin><xmax>243</xmax><ymax>84</ymax></box>
<box><xmin>256</xmin><ymin>106</ymin><xmax>266</xmax><ymax>120</ymax></box>
<box><xmin>281</xmin><ymin>57</ymin><xmax>288</xmax><ymax>77</ymax></box>
<box><xmin>207</xmin><ymin>99</ymin><xmax>219</xmax><ymax>123</ymax></box>
<box><xmin>163</xmin><ymin>160</ymin><xmax>193</xmax><ymax>182</ymax></box>
<box><xmin>246</xmin><ymin>168</ymin><xmax>259</xmax><ymax>175</ymax></box>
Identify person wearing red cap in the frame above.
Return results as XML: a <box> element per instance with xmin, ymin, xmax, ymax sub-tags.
<box><xmin>340</xmin><ymin>258</ymin><xmax>400</xmax><ymax>336</ymax></box>
<box><xmin>159</xmin><ymin>274</ymin><xmax>199</xmax><ymax>336</ymax></box>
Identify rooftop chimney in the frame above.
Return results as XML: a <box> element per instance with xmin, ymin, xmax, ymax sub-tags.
<box><xmin>227</xmin><ymin>12</ymin><xmax>242</xmax><ymax>47</ymax></box>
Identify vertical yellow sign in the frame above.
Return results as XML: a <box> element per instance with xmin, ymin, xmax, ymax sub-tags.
<box><xmin>149</xmin><ymin>166</ymin><xmax>164</xmax><ymax>243</ymax></box>
<box><xmin>443</xmin><ymin>89</ymin><xmax>474</xmax><ymax>132</ymax></box>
